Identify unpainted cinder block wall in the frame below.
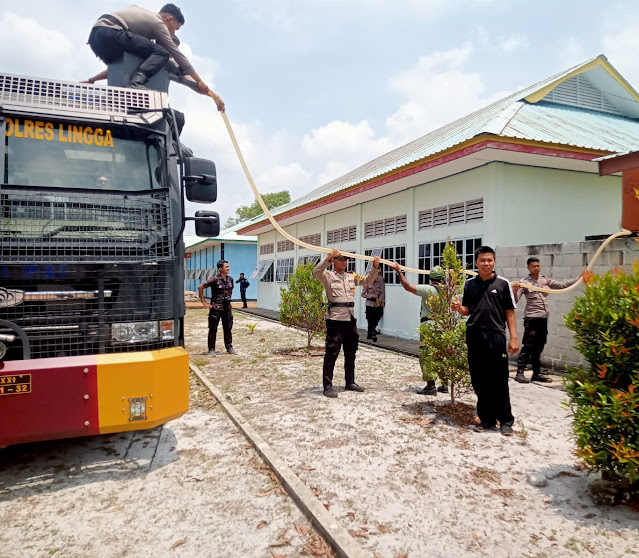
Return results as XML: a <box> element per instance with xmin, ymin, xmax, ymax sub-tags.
<box><xmin>496</xmin><ymin>237</ymin><xmax>639</xmax><ymax>371</ymax></box>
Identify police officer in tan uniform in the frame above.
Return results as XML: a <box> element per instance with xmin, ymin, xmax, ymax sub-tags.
<box><xmin>313</xmin><ymin>249</ymin><xmax>381</xmax><ymax>398</ymax></box>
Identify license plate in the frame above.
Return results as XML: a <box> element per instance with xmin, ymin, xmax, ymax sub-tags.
<box><xmin>0</xmin><ymin>374</ymin><xmax>31</xmax><ymax>395</ymax></box>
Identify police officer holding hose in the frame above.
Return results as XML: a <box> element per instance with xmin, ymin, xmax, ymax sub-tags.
<box><xmin>313</xmin><ymin>249</ymin><xmax>381</xmax><ymax>398</ymax></box>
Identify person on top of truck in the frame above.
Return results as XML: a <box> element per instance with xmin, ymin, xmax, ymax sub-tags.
<box><xmin>86</xmin><ymin>4</ymin><xmax>225</xmax><ymax>112</ymax></box>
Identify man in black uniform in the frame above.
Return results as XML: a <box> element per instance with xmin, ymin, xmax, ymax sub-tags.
<box><xmin>452</xmin><ymin>246</ymin><xmax>519</xmax><ymax>436</ymax></box>
<box><xmin>199</xmin><ymin>260</ymin><xmax>236</xmax><ymax>356</ymax></box>
<box><xmin>236</xmin><ymin>273</ymin><xmax>250</xmax><ymax>308</ymax></box>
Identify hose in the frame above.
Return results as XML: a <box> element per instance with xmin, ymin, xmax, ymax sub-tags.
<box><xmin>211</xmin><ymin>95</ymin><xmax>632</xmax><ymax>294</ymax></box>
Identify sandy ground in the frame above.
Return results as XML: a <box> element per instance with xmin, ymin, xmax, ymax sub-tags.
<box><xmin>1</xmin><ymin>308</ymin><xmax>637</xmax><ymax>558</ymax></box>
<box><xmin>0</xmin><ymin>372</ymin><xmax>326</xmax><ymax>558</ymax></box>
<box><xmin>188</xmin><ymin>309</ymin><xmax>639</xmax><ymax>558</ymax></box>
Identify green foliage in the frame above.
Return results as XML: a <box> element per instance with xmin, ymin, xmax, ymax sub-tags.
<box><xmin>419</xmin><ymin>241</ymin><xmax>470</xmax><ymax>404</ymax></box>
<box><xmin>564</xmin><ymin>261</ymin><xmax>639</xmax><ymax>484</ymax></box>
<box><xmin>225</xmin><ymin>190</ymin><xmax>291</xmax><ymax>228</ymax></box>
<box><xmin>279</xmin><ymin>262</ymin><xmax>326</xmax><ymax>349</ymax></box>
<box><xmin>244</xmin><ymin>322</ymin><xmax>258</xmax><ymax>334</ymax></box>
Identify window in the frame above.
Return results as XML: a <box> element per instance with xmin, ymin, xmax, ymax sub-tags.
<box><xmin>277</xmin><ymin>239</ymin><xmax>294</xmax><ymax>252</ymax></box>
<box><xmin>417</xmin><ymin>237</ymin><xmax>482</xmax><ymax>284</ymax></box>
<box><xmin>275</xmin><ymin>258</ymin><xmax>294</xmax><ymax>282</ymax></box>
<box><xmin>418</xmin><ymin>199</ymin><xmax>484</xmax><ymax>229</ymax></box>
<box><xmin>259</xmin><ymin>243</ymin><xmax>274</xmax><ymax>255</ymax></box>
<box><xmin>250</xmin><ymin>260</ymin><xmax>273</xmax><ymax>282</ymax></box>
<box><xmin>364</xmin><ymin>215</ymin><xmax>407</xmax><ymax>238</ymax></box>
<box><xmin>297</xmin><ymin>254</ymin><xmax>321</xmax><ymax>266</ymax></box>
<box><xmin>326</xmin><ymin>226</ymin><xmax>356</xmax><ymax>244</ymax></box>
<box><xmin>365</xmin><ymin>245</ymin><xmax>405</xmax><ymax>285</ymax></box>
<box><xmin>261</xmin><ymin>261</ymin><xmax>274</xmax><ymax>282</ymax></box>
<box><xmin>299</xmin><ymin>233</ymin><xmax>321</xmax><ymax>246</ymax></box>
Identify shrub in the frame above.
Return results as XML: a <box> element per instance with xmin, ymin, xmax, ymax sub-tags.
<box><xmin>564</xmin><ymin>261</ymin><xmax>639</xmax><ymax>485</ymax></box>
<box><xmin>419</xmin><ymin>241</ymin><xmax>470</xmax><ymax>404</ymax></box>
<box><xmin>279</xmin><ymin>262</ymin><xmax>326</xmax><ymax>349</ymax></box>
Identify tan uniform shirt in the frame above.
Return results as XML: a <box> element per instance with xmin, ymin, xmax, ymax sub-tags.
<box><xmin>94</xmin><ymin>5</ymin><xmax>195</xmax><ymax>76</ymax></box>
<box><xmin>313</xmin><ymin>260</ymin><xmax>379</xmax><ymax>321</ymax></box>
<box><xmin>515</xmin><ymin>275</ymin><xmax>578</xmax><ymax>318</ymax></box>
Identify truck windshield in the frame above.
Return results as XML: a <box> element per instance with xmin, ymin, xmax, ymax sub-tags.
<box><xmin>3</xmin><ymin>117</ymin><xmax>162</xmax><ymax>191</ymax></box>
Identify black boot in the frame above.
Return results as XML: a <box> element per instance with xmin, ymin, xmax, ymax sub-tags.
<box><xmin>515</xmin><ymin>370</ymin><xmax>530</xmax><ymax>383</ymax></box>
<box><xmin>128</xmin><ymin>72</ymin><xmax>148</xmax><ymax>89</ymax></box>
<box><xmin>417</xmin><ymin>381</ymin><xmax>437</xmax><ymax>396</ymax></box>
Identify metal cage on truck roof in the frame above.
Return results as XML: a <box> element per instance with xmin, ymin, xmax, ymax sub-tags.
<box><xmin>0</xmin><ymin>72</ymin><xmax>167</xmax><ymax>124</ymax></box>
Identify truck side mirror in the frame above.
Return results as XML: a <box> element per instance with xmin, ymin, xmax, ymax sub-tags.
<box><xmin>194</xmin><ymin>210</ymin><xmax>220</xmax><ymax>237</ymax></box>
<box><xmin>184</xmin><ymin>157</ymin><xmax>217</xmax><ymax>203</ymax></box>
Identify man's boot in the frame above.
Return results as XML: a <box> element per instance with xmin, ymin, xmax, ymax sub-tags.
<box><xmin>417</xmin><ymin>380</ymin><xmax>437</xmax><ymax>395</ymax></box>
<box><xmin>128</xmin><ymin>72</ymin><xmax>148</xmax><ymax>89</ymax></box>
<box><xmin>531</xmin><ymin>371</ymin><xmax>552</xmax><ymax>383</ymax></box>
<box><xmin>515</xmin><ymin>369</ymin><xmax>530</xmax><ymax>383</ymax></box>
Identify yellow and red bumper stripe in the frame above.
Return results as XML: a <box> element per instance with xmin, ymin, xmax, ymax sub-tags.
<box><xmin>0</xmin><ymin>347</ymin><xmax>189</xmax><ymax>448</ymax></box>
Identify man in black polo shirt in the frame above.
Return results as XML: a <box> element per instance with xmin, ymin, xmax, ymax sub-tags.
<box><xmin>452</xmin><ymin>246</ymin><xmax>519</xmax><ymax>436</ymax></box>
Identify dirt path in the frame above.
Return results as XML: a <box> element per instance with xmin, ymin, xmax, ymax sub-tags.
<box><xmin>188</xmin><ymin>309</ymin><xmax>639</xmax><ymax>558</ymax></box>
<box><xmin>2</xmin><ymin>309</ymin><xmax>637</xmax><ymax>558</ymax></box>
<box><xmin>0</xmin><ymin>373</ymin><xmax>326</xmax><ymax>558</ymax></box>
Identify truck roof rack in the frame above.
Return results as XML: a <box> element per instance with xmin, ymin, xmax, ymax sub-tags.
<box><xmin>0</xmin><ymin>72</ymin><xmax>167</xmax><ymax>124</ymax></box>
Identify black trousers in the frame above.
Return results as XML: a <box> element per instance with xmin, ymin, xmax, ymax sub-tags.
<box><xmin>208</xmin><ymin>308</ymin><xmax>233</xmax><ymax>351</ymax></box>
<box><xmin>365</xmin><ymin>306</ymin><xmax>383</xmax><ymax>336</ymax></box>
<box><xmin>517</xmin><ymin>317</ymin><xmax>548</xmax><ymax>375</ymax></box>
<box><xmin>240</xmin><ymin>290</ymin><xmax>248</xmax><ymax>307</ymax></box>
<box><xmin>88</xmin><ymin>26</ymin><xmax>169</xmax><ymax>79</ymax></box>
<box><xmin>466</xmin><ymin>328</ymin><xmax>514</xmax><ymax>427</ymax></box>
<box><xmin>322</xmin><ymin>318</ymin><xmax>359</xmax><ymax>388</ymax></box>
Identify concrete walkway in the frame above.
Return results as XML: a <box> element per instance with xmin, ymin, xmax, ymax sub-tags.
<box><xmin>236</xmin><ymin>306</ymin><xmax>420</xmax><ymax>357</ymax></box>
<box><xmin>236</xmin><ymin>306</ymin><xmax>565</xmax><ymax>388</ymax></box>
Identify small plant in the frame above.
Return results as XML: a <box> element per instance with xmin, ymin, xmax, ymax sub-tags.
<box><xmin>279</xmin><ymin>262</ymin><xmax>326</xmax><ymax>349</ymax></box>
<box><xmin>244</xmin><ymin>322</ymin><xmax>258</xmax><ymax>334</ymax></box>
<box><xmin>564</xmin><ymin>260</ymin><xmax>639</xmax><ymax>487</ymax></box>
<box><xmin>419</xmin><ymin>241</ymin><xmax>470</xmax><ymax>404</ymax></box>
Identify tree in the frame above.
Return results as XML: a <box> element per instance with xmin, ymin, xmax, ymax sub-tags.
<box><xmin>225</xmin><ymin>190</ymin><xmax>291</xmax><ymax>228</ymax></box>
<box><xmin>564</xmin><ymin>261</ymin><xmax>639</xmax><ymax>489</ymax></box>
<box><xmin>419</xmin><ymin>241</ymin><xmax>470</xmax><ymax>404</ymax></box>
<box><xmin>279</xmin><ymin>262</ymin><xmax>326</xmax><ymax>349</ymax></box>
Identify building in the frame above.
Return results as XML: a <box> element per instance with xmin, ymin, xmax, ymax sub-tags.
<box><xmin>238</xmin><ymin>55</ymin><xmax>639</xmax><ymax>341</ymax></box>
<box><xmin>184</xmin><ymin>222</ymin><xmax>258</xmax><ymax>302</ymax></box>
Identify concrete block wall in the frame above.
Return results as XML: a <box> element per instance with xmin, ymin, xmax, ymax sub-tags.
<box><xmin>496</xmin><ymin>237</ymin><xmax>638</xmax><ymax>371</ymax></box>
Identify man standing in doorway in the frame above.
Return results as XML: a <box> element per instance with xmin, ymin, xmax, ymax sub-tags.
<box><xmin>361</xmin><ymin>270</ymin><xmax>385</xmax><ymax>342</ymax></box>
<box><xmin>313</xmin><ymin>249</ymin><xmax>381</xmax><ymax>398</ymax></box>
<box><xmin>236</xmin><ymin>273</ymin><xmax>250</xmax><ymax>308</ymax></box>
<box><xmin>199</xmin><ymin>260</ymin><xmax>236</xmax><ymax>356</ymax></box>
<box><xmin>512</xmin><ymin>257</ymin><xmax>584</xmax><ymax>384</ymax></box>
<box><xmin>452</xmin><ymin>246</ymin><xmax>519</xmax><ymax>436</ymax></box>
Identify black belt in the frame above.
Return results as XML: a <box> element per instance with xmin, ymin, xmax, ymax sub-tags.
<box><xmin>328</xmin><ymin>302</ymin><xmax>354</xmax><ymax>308</ymax></box>
<box><xmin>420</xmin><ymin>316</ymin><xmax>431</xmax><ymax>323</ymax></box>
<box><xmin>98</xmin><ymin>14</ymin><xmax>127</xmax><ymax>29</ymax></box>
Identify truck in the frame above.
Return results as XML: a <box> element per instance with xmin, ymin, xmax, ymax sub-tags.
<box><xmin>0</xmin><ymin>61</ymin><xmax>219</xmax><ymax>448</ymax></box>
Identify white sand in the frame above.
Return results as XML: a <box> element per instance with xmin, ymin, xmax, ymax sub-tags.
<box><xmin>1</xmin><ymin>309</ymin><xmax>637</xmax><ymax>558</ymax></box>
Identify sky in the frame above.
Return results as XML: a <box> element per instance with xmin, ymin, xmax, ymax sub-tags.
<box><xmin>2</xmin><ymin>0</ymin><xmax>639</xmax><ymax>232</ymax></box>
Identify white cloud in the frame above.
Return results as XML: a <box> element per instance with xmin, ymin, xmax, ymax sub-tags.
<box><xmin>499</xmin><ymin>34</ymin><xmax>529</xmax><ymax>53</ymax></box>
<box><xmin>385</xmin><ymin>43</ymin><xmax>491</xmax><ymax>143</ymax></box>
<box><xmin>0</xmin><ymin>12</ymin><xmax>87</xmax><ymax>77</ymax></box>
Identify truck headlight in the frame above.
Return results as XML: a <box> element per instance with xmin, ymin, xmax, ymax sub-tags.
<box><xmin>160</xmin><ymin>320</ymin><xmax>174</xmax><ymax>341</ymax></box>
<box><xmin>112</xmin><ymin>321</ymin><xmax>158</xmax><ymax>343</ymax></box>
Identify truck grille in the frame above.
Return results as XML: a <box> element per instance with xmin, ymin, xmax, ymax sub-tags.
<box><xmin>0</xmin><ymin>187</ymin><xmax>173</xmax><ymax>263</ymax></box>
<box><xmin>0</xmin><ymin>263</ymin><xmax>176</xmax><ymax>360</ymax></box>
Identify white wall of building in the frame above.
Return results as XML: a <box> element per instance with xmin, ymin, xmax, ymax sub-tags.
<box><xmin>254</xmin><ymin>162</ymin><xmax>623</xmax><ymax>341</ymax></box>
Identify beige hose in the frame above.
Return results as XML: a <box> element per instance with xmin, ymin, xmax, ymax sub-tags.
<box><xmin>214</xmin><ymin>99</ymin><xmax>631</xmax><ymax>294</ymax></box>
